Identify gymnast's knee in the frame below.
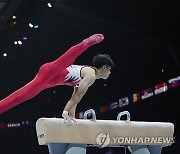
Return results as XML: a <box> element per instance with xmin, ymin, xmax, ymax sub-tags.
<box><xmin>38</xmin><ymin>63</ymin><xmax>51</xmax><ymax>74</ymax></box>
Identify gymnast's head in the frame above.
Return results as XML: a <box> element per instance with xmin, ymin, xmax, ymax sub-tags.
<box><xmin>92</xmin><ymin>54</ymin><xmax>115</xmax><ymax>79</ymax></box>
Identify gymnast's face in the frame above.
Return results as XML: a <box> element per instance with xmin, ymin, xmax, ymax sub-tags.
<box><xmin>101</xmin><ymin>65</ymin><xmax>111</xmax><ymax>79</ymax></box>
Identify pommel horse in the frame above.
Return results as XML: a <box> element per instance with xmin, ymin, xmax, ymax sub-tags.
<box><xmin>36</xmin><ymin>110</ymin><xmax>174</xmax><ymax>154</ymax></box>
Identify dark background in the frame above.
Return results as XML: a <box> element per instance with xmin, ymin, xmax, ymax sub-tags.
<box><xmin>0</xmin><ymin>0</ymin><xmax>179</xmax><ymax>153</ymax></box>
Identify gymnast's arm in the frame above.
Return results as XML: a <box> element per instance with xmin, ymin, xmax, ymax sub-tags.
<box><xmin>63</xmin><ymin>69</ymin><xmax>96</xmax><ymax>118</ymax></box>
<box><xmin>67</xmin><ymin>86</ymin><xmax>78</xmax><ymax>118</ymax></box>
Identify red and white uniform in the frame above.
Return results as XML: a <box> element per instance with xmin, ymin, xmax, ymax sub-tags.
<box><xmin>62</xmin><ymin>65</ymin><xmax>84</xmax><ymax>86</ymax></box>
<box><xmin>0</xmin><ymin>34</ymin><xmax>103</xmax><ymax>114</ymax></box>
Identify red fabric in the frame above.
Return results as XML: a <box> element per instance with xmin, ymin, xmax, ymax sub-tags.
<box><xmin>0</xmin><ymin>34</ymin><xmax>104</xmax><ymax>114</ymax></box>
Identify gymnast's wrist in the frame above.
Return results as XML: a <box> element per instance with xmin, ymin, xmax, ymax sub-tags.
<box><xmin>62</xmin><ymin>110</ymin><xmax>69</xmax><ymax>118</ymax></box>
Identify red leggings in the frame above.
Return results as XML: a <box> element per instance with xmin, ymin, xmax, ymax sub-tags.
<box><xmin>0</xmin><ymin>41</ymin><xmax>92</xmax><ymax>114</ymax></box>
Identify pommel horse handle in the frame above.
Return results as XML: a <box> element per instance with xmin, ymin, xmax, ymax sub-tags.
<box><xmin>117</xmin><ymin>111</ymin><xmax>131</xmax><ymax>123</ymax></box>
<box><xmin>83</xmin><ymin>109</ymin><xmax>96</xmax><ymax>122</ymax></box>
<box><xmin>83</xmin><ymin>109</ymin><xmax>131</xmax><ymax>123</ymax></box>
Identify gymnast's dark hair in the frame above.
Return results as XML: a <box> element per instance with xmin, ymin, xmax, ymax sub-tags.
<box><xmin>92</xmin><ymin>54</ymin><xmax>115</xmax><ymax>69</ymax></box>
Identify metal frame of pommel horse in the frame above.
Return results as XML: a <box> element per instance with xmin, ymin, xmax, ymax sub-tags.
<box><xmin>36</xmin><ymin>109</ymin><xmax>174</xmax><ymax>154</ymax></box>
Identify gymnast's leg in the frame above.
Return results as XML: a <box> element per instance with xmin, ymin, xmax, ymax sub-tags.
<box><xmin>0</xmin><ymin>34</ymin><xmax>104</xmax><ymax>114</ymax></box>
<box><xmin>38</xmin><ymin>34</ymin><xmax>104</xmax><ymax>79</ymax></box>
<box><xmin>0</xmin><ymin>75</ymin><xmax>46</xmax><ymax>114</ymax></box>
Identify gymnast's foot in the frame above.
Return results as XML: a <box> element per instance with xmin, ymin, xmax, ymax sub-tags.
<box><xmin>82</xmin><ymin>34</ymin><xmax>104</xmax><ymax>46</ymax></box>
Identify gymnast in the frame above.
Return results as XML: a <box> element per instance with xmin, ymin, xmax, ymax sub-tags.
<box><xmin>0</xmin><ymin>33</ymin><xmax>115</xmax><ymax>124</ymax></box>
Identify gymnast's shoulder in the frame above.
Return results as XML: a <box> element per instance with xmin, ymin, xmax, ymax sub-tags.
<box><xmin>81</xmin><ymin>66</ymin><xmax>96</xmax><ymax>79</ymax></box>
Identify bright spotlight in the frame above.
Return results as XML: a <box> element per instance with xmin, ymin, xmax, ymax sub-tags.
<box><xmin>29</xmin><ymin>23</ymin><xmax>33</xmax><ymax>28</ymax></box>
<box><xmin>34</xmin><ymin>25</ymin><xmax>39</xmax><ymax>29</ymax></box>
<box><xmin>12</xmin><ymin>16</ymin><xmax>17</xmax><ymax>19</ymax></box>
<box><xmin>22</xmin><ymin>36</ymin><xmax>28</xmax><ymax>40</ymax></box>
<box><xmin>14</xmin><ymin>41</ymin><xmax>18</xmax><ymax>45</ymax></box>
<box><xmin>3</xmin><ymin>53</ymin><xmax>7</xmax><ymax>57</ymax></box>
<box><xmin>12</xmin><ymin>21</ymin><xmax>17</xmax><ymax>25</ymax></box>
<box><xmin>47</xmin><ymin>3</ymin><xmax>52</xmax><ymax>8</ymax></box>
<box><xmin>18</xmin><ymin>40</ymin><xmax>22</xmax><ymax>45</ymax></box>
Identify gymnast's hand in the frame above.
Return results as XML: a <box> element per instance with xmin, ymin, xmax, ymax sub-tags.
<box><xmin>62</xmin><ymin>111</ymin><xmax>76</xmax><ymax>126</ymax></box>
